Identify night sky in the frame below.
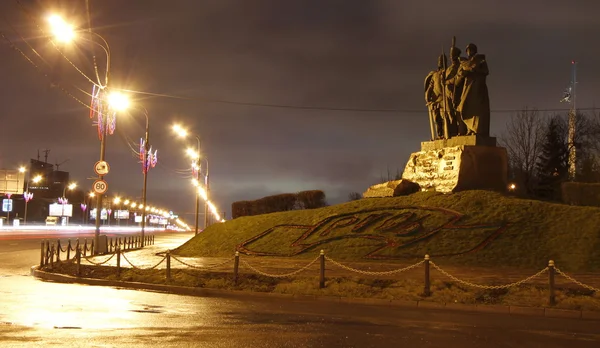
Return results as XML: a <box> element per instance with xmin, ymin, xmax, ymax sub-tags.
<box><xmin>1</xmin><ymin>0</ymin><xmax>599</xmax><ymax>221</ymax></box>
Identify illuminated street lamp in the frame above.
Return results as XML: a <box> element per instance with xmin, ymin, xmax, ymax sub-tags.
<box><xmin>24</xmin><ymin>174</ymin><xmax>42</xmax><ymax>224</ymax></box>
<box><xmin>47</xmin><ymin>15</ymin><xmax>75</xmax><ymax>43</ymax></box>
<box><xmin>172</xmin><ymin>124</ymin><xmax>209</xmax><ymax>234</ymax></box>
<box><xmin>62</xmin><ymin>182</ymin><xmax>77</xmax><ymax>199</ymax></box>
<box><xmin>48</xmin><ymin>14</ymin><xmax>115</xmax><ymax>254</ymax></box>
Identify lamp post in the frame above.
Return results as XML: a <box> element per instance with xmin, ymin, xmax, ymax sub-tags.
<box><xmin>47</xmin><ymin>14</ymin><xmax>116</xmax><ymax>254</ymax></box>
<box><xmin>136</xmin><ymin>108</ymin><xmax>154</xmax><ymax>246</ymax></box>
<box><xmin>173</xmin><ymin>124</ymin><xmax>210</xmax><ymax>234</ymax></box>
<box><xmin>113</xmin><ymin>196</ymin><xmax>121</xmax><ymax>226</ymax></box>
<box><xmin>24</xmin><ymin>174</ymin><xmax>41</xmax><ymax>224</ymax></box>
<box><xmin>61</xmin><ymin>182</ymin><xmax>76</xmax><ymax>225</ymax></box>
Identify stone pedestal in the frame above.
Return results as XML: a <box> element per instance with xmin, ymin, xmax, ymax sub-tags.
<box><xmin>401</xmin><ymin>135</ymin><xmax>508</xmax><ymax>193</ymax></box>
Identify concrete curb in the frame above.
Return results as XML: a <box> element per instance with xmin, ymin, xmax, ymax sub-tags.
<box><xmin>30</xmin><ymin>266</ymin><xmax>598</xmax><ymax>321</ymax></box>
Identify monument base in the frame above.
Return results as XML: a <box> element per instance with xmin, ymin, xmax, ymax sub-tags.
<box><xmin>401</xmin><ymin>141</ymin><xmax>508</xmax><ymax>193</ymax></box>
<box><xmin>421</xmin><ymin>135</ymin><xmax>497</xmax><ymax>151</ymax></box>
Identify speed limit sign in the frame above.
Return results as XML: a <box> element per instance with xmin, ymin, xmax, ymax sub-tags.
<box><xmin>92</xmin><ymin>180</ymin><xmax>108</xmax><ymax>194</ymax></box>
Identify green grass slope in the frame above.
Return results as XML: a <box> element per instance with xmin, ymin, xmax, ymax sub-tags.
<box><xmin>174</xmin><ymin>191</ymin><xmax>600</xmax><ymax>271</ymax></box>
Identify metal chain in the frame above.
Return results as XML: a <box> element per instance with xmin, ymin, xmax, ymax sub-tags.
<box><xmin>555</xmin><ymin>268</ymin><xmax>600</xmax><ymax>292</ymax></box>
<box><xmin>325</xmin><ymin>257</ymin><xmax>425</xmax><ymax>276</ymax></box>
<box><xmin>241</xmin><ymin>256</ymin><xmax>320</xmax><ymax>278</ymax></box>
<box><xmin>58</xmin><ymin>243</ymin><xmax>67</xmax><ymax>253</ymax></box>
<box><xmin>431</xmin><ymin>262</ymin><xmax>549</xmax><ymax>290</ymax></box>
<box><xmin>83</xmin><ymin>253</ymin><xmax>116</xmax><ymax>266</ymax></box>
<box><xmin>121</xmin><ymin>252</ymin><xmax>166</xmax><ymax>270</ymax></box>
<box><xmin>170</xmin><ymin>255</ymin><xmax>234</xmax><ymax>269</ymax></box>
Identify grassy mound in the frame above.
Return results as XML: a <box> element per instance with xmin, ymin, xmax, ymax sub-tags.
<box><xmin>175</xmin><ymin>191</ymin><xmax>600</xmax><ymax>272</ymax></box>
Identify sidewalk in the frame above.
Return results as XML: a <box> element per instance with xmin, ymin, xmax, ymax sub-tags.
<box><xmin>81</xmin><ymin>232</ymin><xmax>600</xmax><ymax>290</ymax></box>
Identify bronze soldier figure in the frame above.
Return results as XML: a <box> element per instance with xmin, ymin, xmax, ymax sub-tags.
<box><xmin>448</xmin><ymin>43</ymin><xmax>491</xmax><ymax>136</ymax></box>
<box><xmin>425</xmin><ymin>54</ymin><xmax>448</xmax><ymax>140</ymax></box>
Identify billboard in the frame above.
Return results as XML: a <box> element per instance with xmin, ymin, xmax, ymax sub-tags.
<box><xmin>115</xmin><ymin>210</ymin><xmax>130</xmax><ymax>219</ymax></box>
<box><xmin>0</xmin><ymin>170</ymin><xmax>25</xmax><ymax>195</ymax></box>
<box><xmin>49</xmin><ymin>203</ymin><xmax>73</xmax><ymax>217</ymax></box>
<box><xmin>89</xmin><ymin>208</ymin><xmax>108</xmax><ymax>220</ymax></box>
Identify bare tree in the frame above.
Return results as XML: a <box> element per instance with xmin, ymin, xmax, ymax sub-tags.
<box><xmin>348</xmin><ymin>192</ymin><xmax>362</xmax><ymax>201</ymax></box>
<box><xmin>499</xmin><ymin>107</ymin><xmax>544</xmax><ymax>195</ymax></box>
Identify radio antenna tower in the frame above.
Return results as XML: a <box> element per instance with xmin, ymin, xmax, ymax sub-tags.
<box><xmin>560</xmin><ymin>60</ymin><xmax>577</xmax><ymax>180</ymax></box>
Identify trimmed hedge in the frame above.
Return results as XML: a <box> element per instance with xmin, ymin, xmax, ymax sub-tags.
<box><xmin>232</xmin><ymin>190</ymin><xmax>327</xmax><ymax>218</ymax></box>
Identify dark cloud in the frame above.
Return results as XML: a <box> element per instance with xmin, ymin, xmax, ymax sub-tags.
<box><xmin>1</xmin><ymin>0</ymin><xmax>599</xmax><ymax>219</ymax></box>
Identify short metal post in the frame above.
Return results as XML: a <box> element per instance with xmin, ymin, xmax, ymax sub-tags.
<box><xmin>83</xmin><ymin>239</ymin><xmax>88</xmax><ymax>257</ymax></box>
<box><xmin>166</xmin><ymin>250</ymin><xmax>171</xmax><ymax>281</ymax></box>
<box><xmin>40</xmin><ymin>241</ymin><xmax>45</xmax><ymax>267</ymax></box>
<box><xmin>424</xmin><ymin>254</ymin><xmax>431</xmax><ymax>297</ymax></box>
<box><xmin>76</xmin><ymin>247</ymin><xmax>81</xmax><ymax>277</ymax></box>
<box><xmin>45</xmin><ymin>240</ymin><xmax>50</xmax><ymax>265</ymax></box>
<box><xmin>233</xmin><ymin>251</ymin><xmax>240</xmax><ymax>285</ymax></box>
<box><xmin>66</xmin><ymin>240</ymin><xmax>71</xmax><ymax>260</ymax></box>
<box><xmin>548</xmin><ymin>260</ymin><xmax>556</xmax><ymax>306</ymax></box>
<box><xmin>56</xmin><ymin>240</ymin><xmax>61</xmax><ymax>262</ymax></box>
<box><xmin>50</xmin><ymin>245</ymin><xmax>55</xmax><ymax>269</ymax></box>
<box><xmin>116</xmin><ymin>247</ymin><xmax>121</xmax><ymax>279</ymax></box>
<box><xmin>91</xmin><ymin>239</ymin><xmax>94</xmax><ymax>255</ymax></box>
<box><xmin>319</xmin><ymin>250</ymin><xmax>325</xmax><ymax>289</ymax></box>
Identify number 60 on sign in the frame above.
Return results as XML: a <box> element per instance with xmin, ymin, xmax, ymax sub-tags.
<box><xmin>93</xmin><ymin>179</ymin><xmax>108</xmax><ymax>194</ymax></box>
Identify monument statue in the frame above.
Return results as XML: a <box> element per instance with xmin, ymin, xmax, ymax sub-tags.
<box><xmin>447</xmin><ymin>43</ymin><xmax>491</xmax><ymax>137</ymax></box>
<box><xmin>444</xmin><ymin>43</ymin><xmax>465</xmax><ymax>137</ymax></box>
<box><xmin>363</xmin><ymin>36</ymin><xmax>507</xmax><ymax>198</ymax></box>
<box><xmin>424</xmin><ymin>54</ymin><xmax>448</xmax><ymax>140</ymax></box>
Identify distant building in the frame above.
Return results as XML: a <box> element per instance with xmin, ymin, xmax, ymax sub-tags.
<box><xmin>1</xmin><ymin>158</ymin><xmax>75</xmax><ymax>223</ymax></box>
<box><xmin>0</xmin><ymin>169</ymin><xmax>26</xmax><ymax>194</ymax></box>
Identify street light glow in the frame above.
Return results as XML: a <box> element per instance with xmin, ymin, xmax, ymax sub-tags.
<box><xmin>113</xmin><ymin>197</ymin><xmax>121</xmax><ymax>204</ymax></box>
<box><xmin>18</xmin><ymin>166</ymin><xmax>26</xmax><ymax>173</ymax></box>
<box><xmin>186</xmin><ymin>147</ymin><xmax>199</xmax><ymax>159</ymax></box>
<box><xmin>124</xmin><ymin>199</ymin><xmax>130</xmax><ymax>205</ymax></box>
<box><xmin>32</xmin><ymin>175</ymin><xmax>42</xmax><ymax>184</ymax></box>
<box><xmin>89</xmin><ymin>192</ymin><xmax>95</xmax><ymax>198</ymax></box>
<box><xmin>47</xmin><ymin>14</ymin><xmax>76</xmax><ymax>43</ymax></box>
<box><xmin>68</xmin><ymin>182</ymin><xmax>77</xmax><ymax>190</ymax></box>
<box><xmin>172</xmin><ymin>124</ymin><xmax>188</xmax><ymax>138</ymax></box>
<box><xmin>108</xmin><ymin>92</ymin><xmax>130</xmax><ymax>111</ymax></box>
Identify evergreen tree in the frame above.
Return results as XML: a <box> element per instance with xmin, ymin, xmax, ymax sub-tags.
<box><xmin>535</xmin><ymin>115</ymin><xmax>568</xmax><ymax>200</ymax></box>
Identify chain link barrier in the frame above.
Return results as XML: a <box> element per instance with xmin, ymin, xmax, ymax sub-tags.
<box><xmin>325</xmin><ymin>256</ymin><xmax>425</xmax><ymax>276</ymax></box>
<box><xmin>58</xmin><ymin>242</ymin><xmax>68</xmax><ymax>253</ymax></box>
<box><xmin>555</xmin><ymin>267</ymin><xmax>600</xmax><ymax>293</ymax></box>
<box><xmin>170</xmin><ymin>255</ymin><xmax>234</xmax><ymax>269</ymax></box>
<box><xmin>83</xmin><ymin>253</ymin><xmax>116</xmax><ymax>266</ymax></box>
<box><xmin>121</xmin><ymin>252</ymin><xmax>166</xmax><ymax>270</ymax></box>
<box><xmin>241</xmin><ymin>256</ymin><xmax>320</xmax><ymax>278</ymax></box>
<box><xmin>430</xmin><ymin>261</ymin><xmax>549</xmax><ymax>290</ymax></box>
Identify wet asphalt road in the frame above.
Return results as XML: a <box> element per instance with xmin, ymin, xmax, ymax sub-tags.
<box><xmin>1</xmin><ymin>231</ymin><xmax>599</xmax><ymax>347</ymax></box>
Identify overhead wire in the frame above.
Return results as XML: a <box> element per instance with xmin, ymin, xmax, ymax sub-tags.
<box><xmin>84</xmin><ymin>0</ymin><xmax>104</xmax><ymax>87</ymax></box>
<box><xmin>14</xmin><ymin>0</ymin><xmax>103</xmax><ymax>88</ymax></box>
<box><xmin>114</xmin><ymin>87</ymin><xmax>597</xmax><ymax>115</ymax></box>
<box><xmin>0</xmin><ymin>27</ymin><xmax>93</xmax><ymax>110</ymax></box>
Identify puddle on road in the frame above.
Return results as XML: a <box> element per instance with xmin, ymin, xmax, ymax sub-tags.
<box><xmin>129</xmin><ymin>303</ymin><xmax>164</xmax><ymax>314</ymax></box>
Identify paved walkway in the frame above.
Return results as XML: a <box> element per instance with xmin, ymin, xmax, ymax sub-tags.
<box><xmin>80</xmin><ymin>232</ymin><xmax>600</xmax><ymax>290</ymax></box>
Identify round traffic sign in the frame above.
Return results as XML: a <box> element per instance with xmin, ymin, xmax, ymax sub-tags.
<box><xmin>92</xmin><ymin>180</ymin><xmax>108</xmax><ymax>194</ymax></box>
<box><xmin>94</xmin><ymin>161</ymin><xmax>110</xmax><ymax>176</ymax></box>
